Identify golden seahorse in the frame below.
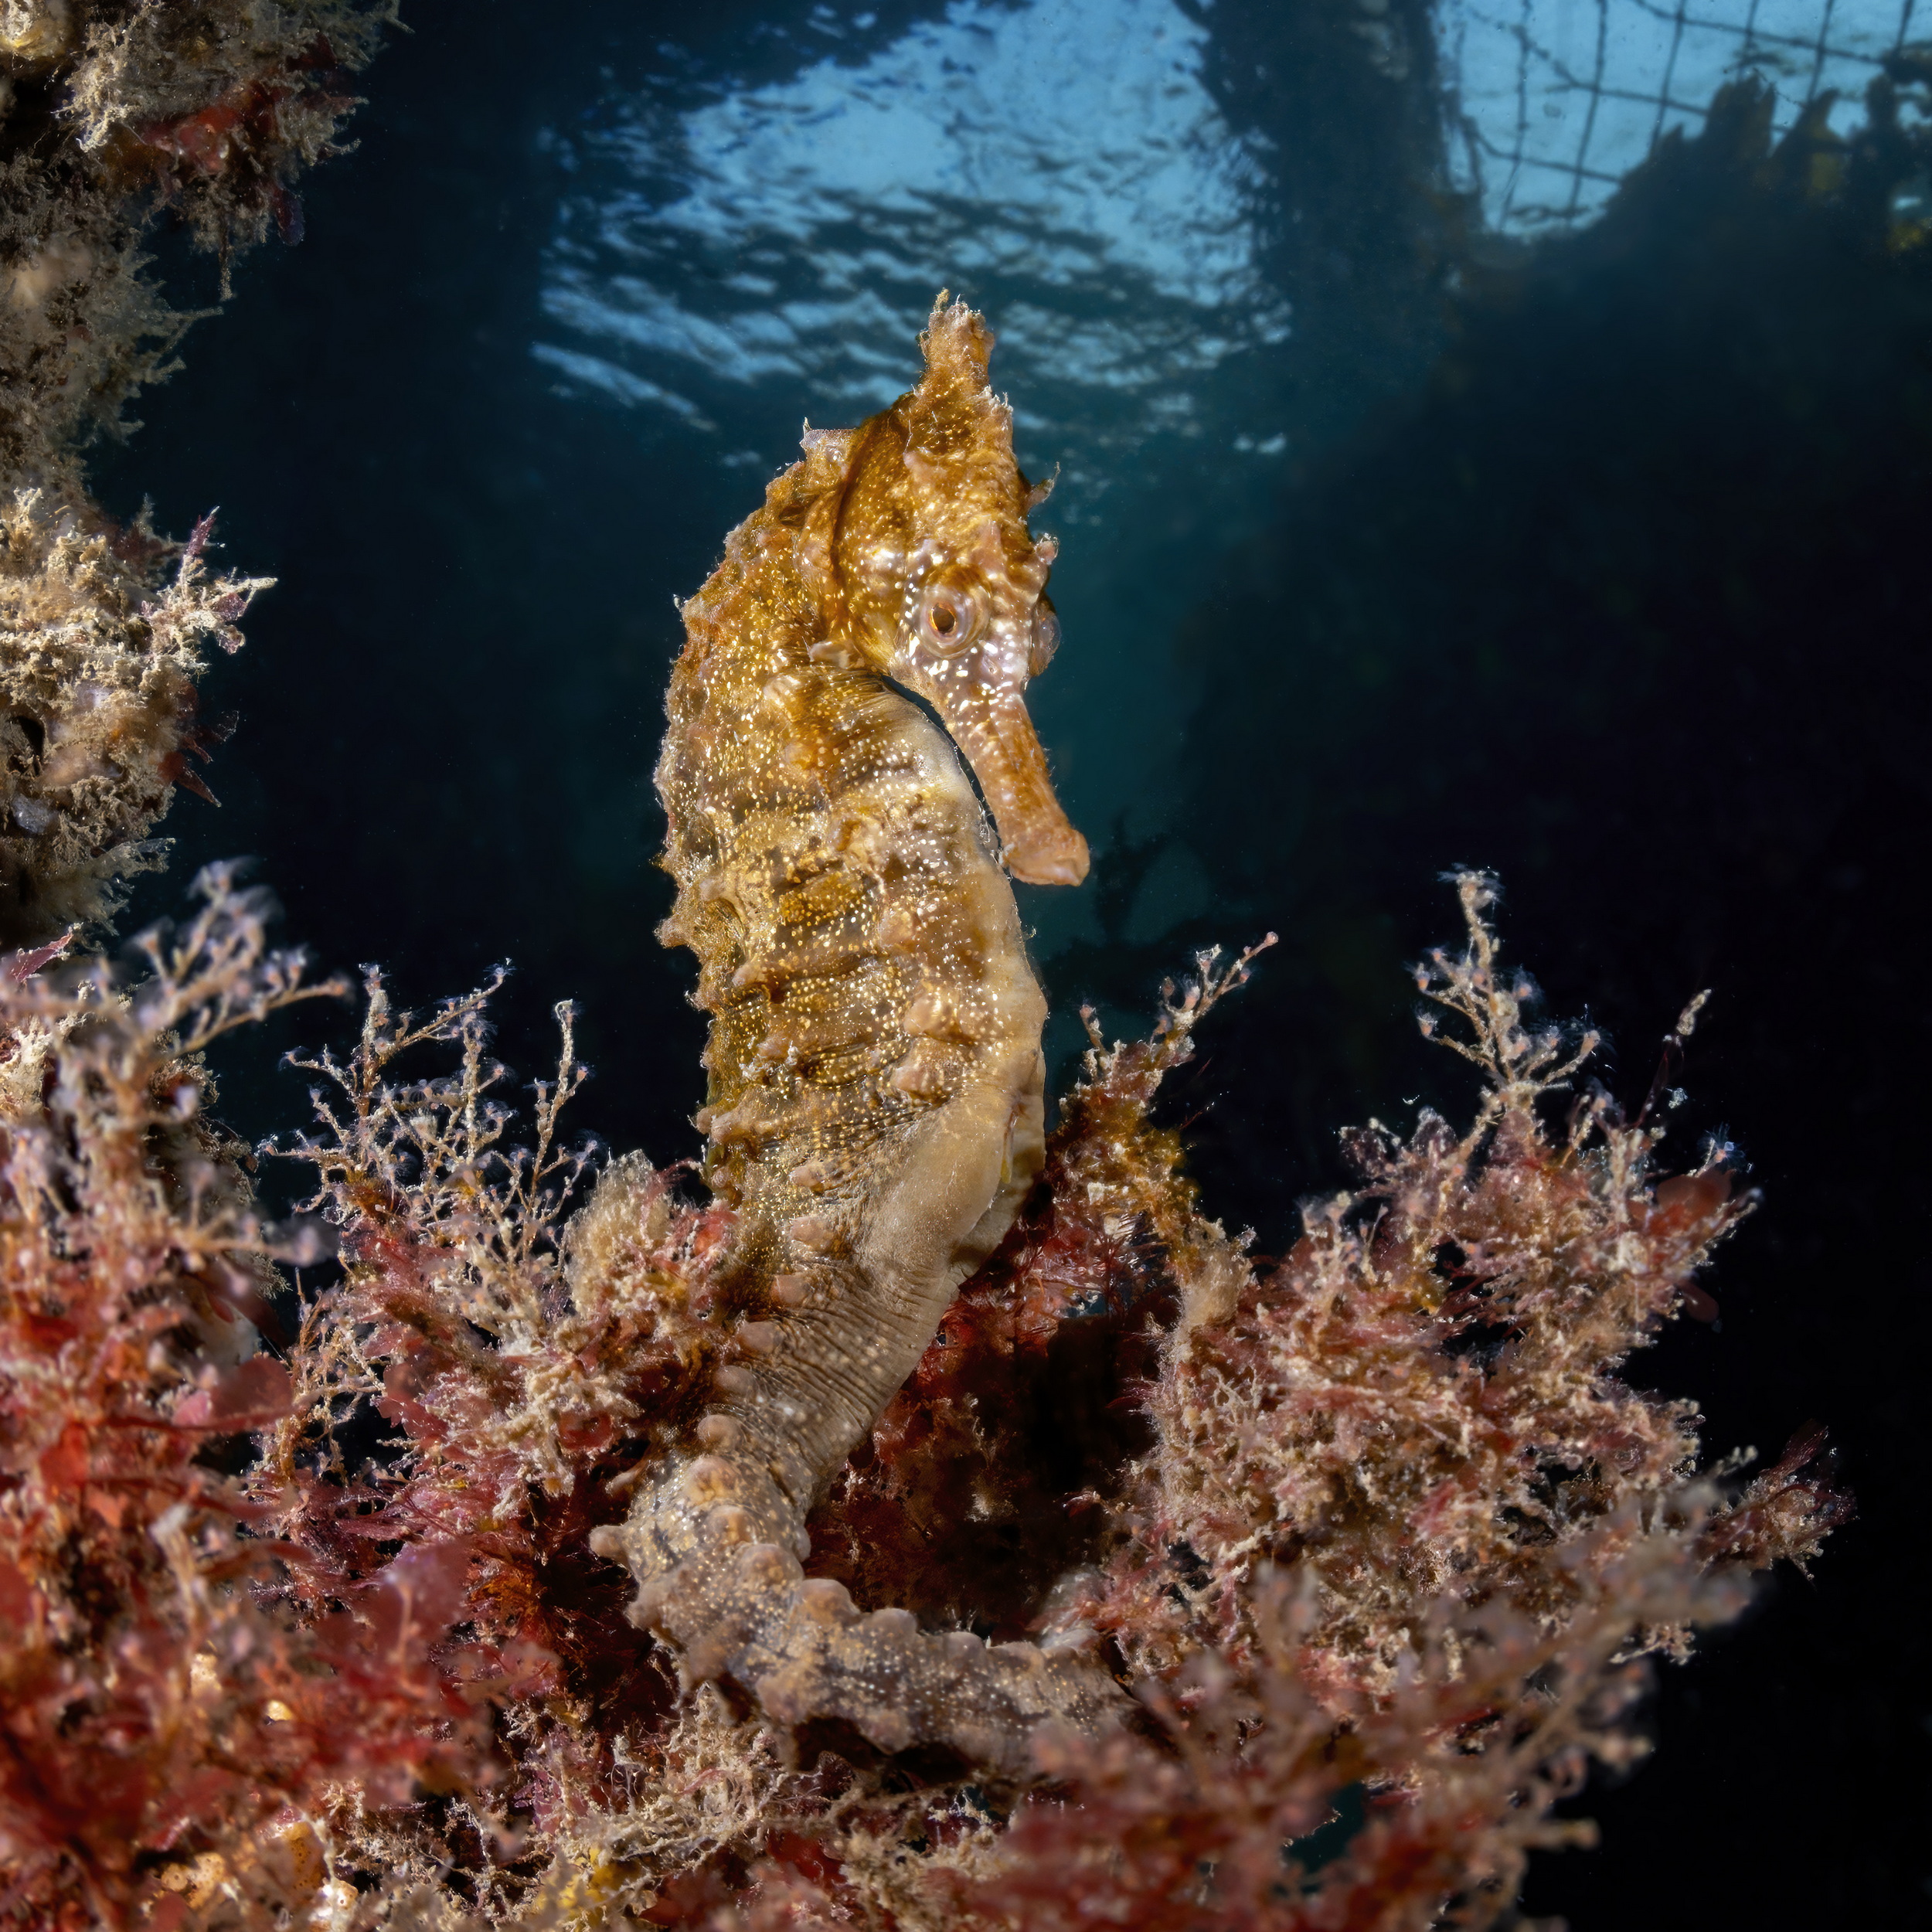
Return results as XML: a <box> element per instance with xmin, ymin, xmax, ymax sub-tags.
<box><xmin>593</xmin><ymin>298</ymin><xmax>1121</xmax><ymax>1769</ymax></box>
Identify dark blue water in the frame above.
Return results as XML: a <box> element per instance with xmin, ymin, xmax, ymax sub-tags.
<box><xmin>97</xmin><ymin>2</ymin><xmax>1932</xmax><ymax>1923</ymax></box>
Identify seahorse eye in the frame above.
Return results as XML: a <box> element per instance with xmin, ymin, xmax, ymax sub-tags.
<box><xmin>917</xmin><ymin>570</ymin><xmax>988</xmax><ymax>656</ymax></box>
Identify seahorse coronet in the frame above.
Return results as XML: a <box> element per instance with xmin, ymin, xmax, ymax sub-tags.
<box><xmin>599</xmin><ymin>293</ymin><xmax>1122</xmax><ymax>1773</ymax></box>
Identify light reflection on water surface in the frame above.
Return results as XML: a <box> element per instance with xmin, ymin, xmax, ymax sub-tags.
<box><xmin>533</xmin><ymin>0</ymin><xmax>1291</xmax><ymax>515</ymax></box>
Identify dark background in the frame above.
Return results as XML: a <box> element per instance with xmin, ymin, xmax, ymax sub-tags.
<box><xmin>96</xmin><ymin>1</ymin><xmax>1931</xmax><ymax>1923</ymax></box>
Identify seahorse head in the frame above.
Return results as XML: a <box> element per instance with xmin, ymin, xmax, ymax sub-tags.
<box><xmin>824</xmin><ymin>294</ymin><xmax>1090</xmax><ymax>887</ymax></box>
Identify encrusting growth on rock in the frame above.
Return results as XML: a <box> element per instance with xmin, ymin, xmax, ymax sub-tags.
<box><xmin>594</xmin><ymin>297</ymin><xmax>1116</xmax><ymax>1772</ymax></box>
<box><xmin>1</xmin><ymin>1</ymin><xmax>392</xmax><ymax>944</ymax></box>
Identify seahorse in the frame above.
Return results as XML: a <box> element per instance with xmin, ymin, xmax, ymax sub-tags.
<box><xmin>591</xmin><ymin>298</ymin><xmax>1123</xmax><ymax>1771</ymax></box>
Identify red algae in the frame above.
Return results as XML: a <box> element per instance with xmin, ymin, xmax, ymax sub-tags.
<box><xmin>0</xmin><ymin>869</ymin><xmax>489</xmax><ymax>1932</ymax></box>
<box><xmin>0</xmin><ymin>857</ymin><xmax>1845</xmax><ymax>1928</ymax></box>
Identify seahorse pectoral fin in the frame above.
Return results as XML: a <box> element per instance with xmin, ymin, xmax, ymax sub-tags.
<box><xmin>958</xmin><ymin>1048</ymin><xmax>1046</xmax><ymax>1265</ymax></box>
<box><xmin>921</xmin><ymin>681</ymin><xmax>1090</xmax><ymax>887</ymax></box>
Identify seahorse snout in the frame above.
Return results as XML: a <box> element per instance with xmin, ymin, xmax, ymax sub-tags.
<box><xmin>1005</xmin><ymin>820</ymin><xmax>1091</xmax><ymax>887</ymax></box>
<box><xmin>913</xmin><ymin>680</ymin><xmax>1090</xmax><ymax>887</ymax></box>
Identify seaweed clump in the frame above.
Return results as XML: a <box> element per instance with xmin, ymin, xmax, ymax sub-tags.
<box><xmin>0</xmin><ymin>869</ymin><xmax>1835</xmax><ymax>1927</ymax></box>
<box><xmin>0</xmin><ymin>869</ymin><xmax>505</xmax><ymax>1932</ymax></box>
<box><xmin>0</xmin><ymin>0</ymin><xmax>393</xmax><ymax>944</ymax></box>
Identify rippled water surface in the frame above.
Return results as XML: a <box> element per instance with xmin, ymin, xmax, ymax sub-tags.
<box><xmin>534</xmin><ymin>0</ymin><xmax>1291</xmax><ymax>483</ymax></box>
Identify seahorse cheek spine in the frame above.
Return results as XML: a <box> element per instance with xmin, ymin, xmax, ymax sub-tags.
<box><xmin>594</xmin><ymin>298</ymin><xmax>1122</xmax><ymax>1770</ymax></box>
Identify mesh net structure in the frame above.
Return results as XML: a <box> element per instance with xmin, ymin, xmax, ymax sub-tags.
<box><xmin>1433</xmin><ymin>0</ymin><xmax>1923</xmax><ymax>234</ymax></box>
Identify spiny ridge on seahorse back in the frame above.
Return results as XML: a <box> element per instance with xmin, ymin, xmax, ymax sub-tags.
<box><xmin>590</xmin><ymin>295</ymin><xmax>1122</xmax><ymax>1772</ymax></box>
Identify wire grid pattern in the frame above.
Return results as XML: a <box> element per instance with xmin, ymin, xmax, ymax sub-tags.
<box><xmin>1434</xmin><ymin>0</ymin><xmax>1920</xmax><ymax>233</ymax></box>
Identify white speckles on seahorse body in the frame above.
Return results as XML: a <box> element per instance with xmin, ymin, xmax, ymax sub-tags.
<box><xmin>591</xmin><ymin>296</ymin><xmax>1121</xmax><ymax>1770</ymax></box>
